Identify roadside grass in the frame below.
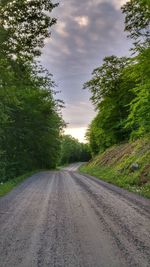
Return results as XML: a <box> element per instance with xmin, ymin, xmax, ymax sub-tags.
<box><xmin>80</xmin><ymin>164</ymin><xmax>150</xmax><ymax>199</ymax></box>
<box><xmin>0</xmin><ymin>171</ymin><xmax>38</xmax><ymax>197</ymax></box>
<box><xmin>79</xmin><ymin>138</ymin><xmax>150</xmax><ymax>199</ymax></box>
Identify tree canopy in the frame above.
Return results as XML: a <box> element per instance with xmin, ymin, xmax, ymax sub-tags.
<box><xmin>0</xmin><ymin>0</ymin><xmax>64</xmax><ymax>182</ymax></box>
<box><xmin>0</xmin><ymin>0</ymin><xmax>58</xmax><ymax>59</ymax></box>
<box><xmin>85</xmin><ymin>0</ymin><xmax>150</xmax><ymax>155</ymax></box>
<box><xmin>60</xmin><ymin>135</ymin><xmax>91</xmax><ymax>165</ymax></box>
<box><xmin>121</xmin><ymin>0</ymin><xmax>150</xmax><ymax>50</ymax></box>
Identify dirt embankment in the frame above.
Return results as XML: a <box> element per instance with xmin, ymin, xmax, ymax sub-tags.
<box><xmin>81</xmin><ymin>138</ymin><xmax>150</xmax><ymax>198</ymax></box>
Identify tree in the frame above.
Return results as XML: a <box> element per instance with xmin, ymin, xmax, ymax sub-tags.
<box><xmin>125</xmin><ymin>48</ymin><xmax>150</xmax><ymax>138</ymax></box>
<box><xmin>84</xmin><ymin>56</ymin><xmax>135</xmax><ymax>153</ymax></box>
<box><xmin>0</xmin><ymin>62</ymin><xmax>64</xmax><ymax>181</ymax></box>
<box><xmin>121</xmin><ymin>0</ymin><xmax>150</xmax><ymax>138</ymax></box>
<box><xmin>0</xmin><ymin>0</ymin><xmax>64</xmax><ymax>182</ymax></box>
<box><xmin>121</xmin><ymin>0</ymin><xmax>150</xmax><ymax>50</ymax></box>
<box><xmin>0</xmin><ymin>0</ymin><xmax>58</xmax><ymax>59</ymax></box>
<box><xmin>59</xmin><ymin>135</ymin><xmax>91</xmax><ymax>165</ymax></box>
<box><xmin>83</xmin><ymin>56</ymin><xmax>129</xmax><ymax>108</ymax></box>
<box><xmin>84</xmin><ymin>0</ymin><xmax>150</xmax><ymax>155</ymax></box>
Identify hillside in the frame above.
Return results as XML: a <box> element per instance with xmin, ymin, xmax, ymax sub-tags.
<box><xmin>80</xmin><ymin>138</ymin><xmax>150</xmax><ymax>198</ymax></box>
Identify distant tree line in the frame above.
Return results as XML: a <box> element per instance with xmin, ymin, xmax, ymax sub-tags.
<box><xmin>84</xmin><ymin>0</ymin><xmax>150</xmax><ymax>155</ymax></box>
<box><xmin>0</xmin><ymin>0</ymin><xmax>64</xmax><ymax>182</ymax></box>
<box><xmin>59</xmin><ymin>135</ymin><xmax>91</xmax><ymax>165</ymax></box>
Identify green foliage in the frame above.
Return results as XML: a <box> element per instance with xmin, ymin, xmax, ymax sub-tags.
<box><xmin>59</xmin><ymin>135</ymin><xmax>91</xmax><ymax>165</ymax></box>
<box><xmin>0</xmin><ymin>61</ymin><xmax>64</xmax><ymax>181</ymax></box>
<box><xmin>84</xmin><ymin>0</ymin><xmax>150</xmax><ymax>155</ymax></box>
<box><xmin>0</xmin><ymin>0</ymin><xmax>58</xmax><ymax>59</ymax></box>
<box><xmin>125</xmin><ymin>48</ymin><xmax>150</xmax><ymax>138</ymax></box>
<box><xmin>121</xmin><ymin>0</ymin><xmax>150</xmax><ymax>50</ymax></box>
<box><xmin>84</xmin><ymin>56</ymin><xmax>135</xmax><ymax>154</ymax></box>
<box><xmin>0</xmin><ymin>0</ymin><xmax>64</xmax><ymax>182</ymax></box>
<box><xmin>83</xmin><ymin>56</ymin><xmax>129</xmax><ymax>108</ymax></box>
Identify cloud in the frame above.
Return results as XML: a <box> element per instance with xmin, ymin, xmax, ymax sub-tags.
<box><xmin>74</xmin><ymin>16</ymin><xmax>89</xmax><ymax>27</ymax></box>
<box><xmin>113</xmin><ymin>0</ymin><xmax>128</xmax><ymax>9</ymax></box>
<box><xmin>41</xmin><ymin>0</ymin><xmax>131</xmax><ymax>141</ymax></box>
<box><xmin>56</xmin><ymin>21</ymin><xmax>69</xmax><ymax>37</ymax></box>
<box><xmin>42</xmin><ymin>1</ymin><xmax>130</xmax><ymax>71</ymax></box>
<box><xmin>62</xmin><ymin>101</ymin><xmax>96</xmax><ymax>128</ymax></box>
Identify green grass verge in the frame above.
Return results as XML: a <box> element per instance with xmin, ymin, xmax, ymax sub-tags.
<box><xmin>0</xmin><ymin>171</ymin><xmax>38</xmax><ymax>197</ymax></box>
<box><xmin>79</xmin><ymin>164</ymin><xmax>150</xmax><ymax>199</ymax></box>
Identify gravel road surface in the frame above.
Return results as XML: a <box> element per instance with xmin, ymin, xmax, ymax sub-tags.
<box><xmin>0</xmin><ymin>163</ymin><xmax>150</xmax><ymax>267</ymax></box>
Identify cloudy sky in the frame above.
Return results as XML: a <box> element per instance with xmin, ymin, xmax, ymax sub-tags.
<box><xmin>41</xmin><ymin>0</ymin><xmax>131</xmax><ymax>142</ymax></box>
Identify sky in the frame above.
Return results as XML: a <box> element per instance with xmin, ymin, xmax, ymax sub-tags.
<box><xmin>41</xmin><ymin>0</ymin><xmax>131</xmax><ymax>142</ymax></box>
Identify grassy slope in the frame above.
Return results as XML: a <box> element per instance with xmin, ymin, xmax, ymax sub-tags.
<box><xmin>80</xmin><ymin>138</ymin><xmax>150</xmax><ymax>198</ymax></box>
<box><xmin>0</xmin><ymin>171</ymin><xmax>38</xmax><ymax>197</ymax></box>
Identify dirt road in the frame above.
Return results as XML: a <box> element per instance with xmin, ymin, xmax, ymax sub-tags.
<box><xmin>0</xmin><ymin>163</ymin><xmax>150</xmax><ymax>267</ymax></box>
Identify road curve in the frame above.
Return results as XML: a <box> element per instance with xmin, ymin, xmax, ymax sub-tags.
<box><xmin>0</xmin><ymin>163</ymin><xmax>150</xmax><ymax>267</ymax></box>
